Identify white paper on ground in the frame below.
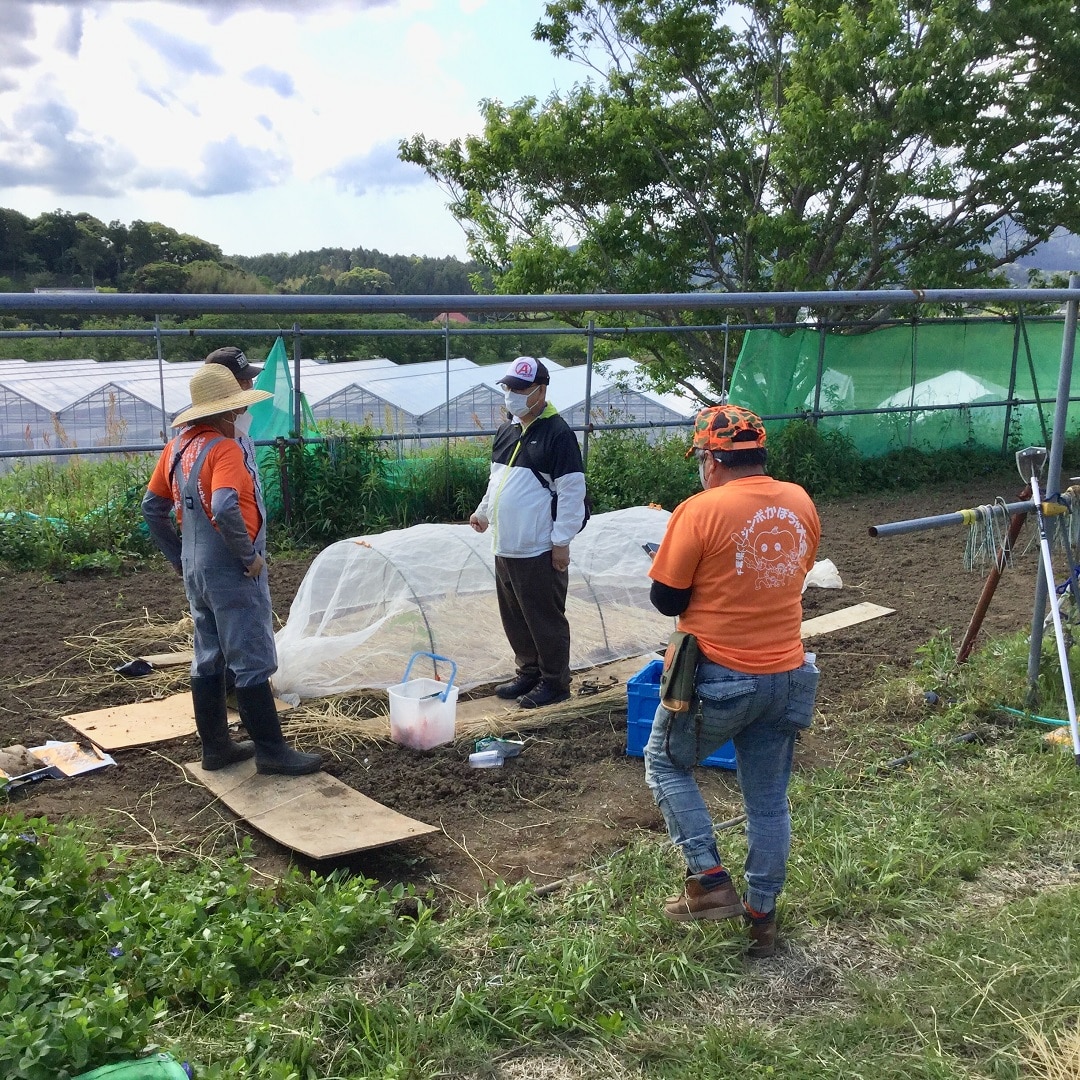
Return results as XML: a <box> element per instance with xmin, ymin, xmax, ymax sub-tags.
<box><xmin>804</xmin><ymin>558</ymin><xmax>843</xmax><ymax>591</ymax></box>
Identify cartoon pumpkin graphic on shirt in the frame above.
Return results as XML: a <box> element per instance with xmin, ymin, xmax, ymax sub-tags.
<box><xmin>732</xmin><ymin>506</ymin><xmax>810</xmax><ymax>589</ymax></box>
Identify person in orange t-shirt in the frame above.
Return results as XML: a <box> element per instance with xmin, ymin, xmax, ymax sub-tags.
<box><xmin>142</xmin><ymin>363</ymin><xmax>322</xmax><ymax>778</ymax></box>
<box><xmin>645</xmin><ymin>404</ymin><xmax>821</xmax><ymax>957</ymax></box>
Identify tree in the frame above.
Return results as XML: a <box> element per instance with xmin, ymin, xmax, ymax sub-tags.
<box><xmin>131</xmin><ymin>261</ymin><xmax>189</xmax><ymax>293</ymax></box>
<box><xmin>29</xmin><ymin>210</ymin><xmax>81</xmax><ymax>278</ymax></box>
<box><xmin>402</xmin><ymin>0</ymin><xmax>1080</xmax><ymax>390</ymax></box>
<box><xmin>334</xmin><ymin>267</ymin><xmax>393</xmax><ymax>294</ymax></box>
<box><xmin>0</xmin><ymin>209</ymin><xmax>31</xmax><ymax>280</ymax></box>
<box><xmin>125</xmin><ymin>220</ymin><xmax>223</xmax><ymax>271</ymax></box>
<box><xmin>71</xmin><ymin>214</ymin><xmax>110</xmax><ymax>287</ymax></box>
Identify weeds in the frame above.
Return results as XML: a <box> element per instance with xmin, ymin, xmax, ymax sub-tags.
<box><xmin>0</xmin><ymin>423</ymin><xmax>1029</xmax><ymax>573</ymax></box>
<box><xmin>5</xmin><ymin>627</ymin><xmax>1080</xmax><ymax>1080</ymax></box>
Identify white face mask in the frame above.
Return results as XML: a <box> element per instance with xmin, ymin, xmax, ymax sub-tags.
<box><xmin>504</xmin><ymin>388</ymin><xmax>534</xmax><ymax>417</ymax></box>
<box><xmin>233</xmin><ymin>410</ymin><xmax>252</xmax><ymax>437</ymax></box>
<box><xmin>698</xmin><ymin>453</ymin><xmax>710</xmax><ymax>489</ymax></box>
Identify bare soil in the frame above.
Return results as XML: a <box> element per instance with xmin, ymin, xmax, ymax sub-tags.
<box><xmin>0</xmin><ymin>471</ymin><xmax>1043</xmax><ymax>900</ymax></box>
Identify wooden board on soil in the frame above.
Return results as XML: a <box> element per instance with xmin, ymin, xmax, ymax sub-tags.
<box><xmin>61</xmin><ymin>692</ymin><xmax>292</xmax><ymax>751</ymax></box>
<box><xmin>802</xmin><ymin>601</ymin><xmax>894</xmax><ymax>638</ymax></box>
<box><xmin>183</xmin><ymin>758</ymin><xmax>438</xmax><ymax>858</ymax></box>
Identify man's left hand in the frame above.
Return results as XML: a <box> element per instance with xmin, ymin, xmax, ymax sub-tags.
<box><xmin>551</xmin><ymin>544</ymin><xmax>570</xmax><ymax>572</ymax></box>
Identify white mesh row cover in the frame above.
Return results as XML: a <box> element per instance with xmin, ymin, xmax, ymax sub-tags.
<box><xmin>272</xmin><ymin>505</ymin><xmax>674</xmax><ymax>699</ymax></box>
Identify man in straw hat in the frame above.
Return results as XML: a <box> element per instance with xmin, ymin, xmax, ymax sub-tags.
<box><xmin>142</xmin><ymin>363</ymin><xmax>323</xmax><ymax>776</ymax></box>
<box><xmin>644</xmin><ymin>404</ymin><xmax>820</xmax><ymax>956</ymax></box>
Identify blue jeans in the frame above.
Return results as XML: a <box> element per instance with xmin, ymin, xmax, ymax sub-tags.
<box><xmin>644</xmin><ymin>657</ymin><xmax>819</xmax><ymax>914</ymax></box>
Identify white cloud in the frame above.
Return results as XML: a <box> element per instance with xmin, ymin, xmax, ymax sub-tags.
<box><xmin>326</xmin><ymin>141</ymin><xmax>427</xmax><ymax>196</ymax></box>
<box><xmin>128</xmin><ymin>18</ymin><xmax>223</xmax><ymax>75</ymax></box>
<box><xmin>243</xmin><ymin>65</ymin><xmax>295</xmax><ymax>98</ymax></box>
<box><xmin>0</xmin><ymin>0</ymin><xmax>580</xmax><ymax>258</ymax></box>
<box><xmin>0</xmin><ymin>98</ymin><xmax>136</xmax><ymax>197</ymax></box>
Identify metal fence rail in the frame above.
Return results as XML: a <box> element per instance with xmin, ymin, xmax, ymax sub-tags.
<box><xmin>1</xmin><ymin>286</ymin><xmax>1078</xmax><ymax>469</ymax></box>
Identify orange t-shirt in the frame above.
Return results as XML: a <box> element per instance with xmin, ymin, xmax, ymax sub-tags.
<box><xmin>146</xmin><ymin>425</ymin><xmax>262</xmax><ymax>542</ymax></box>
<box><xmin>649</xmin><ymin>475</ymin><xmax>820</xmax><ymax>674</ymax></box>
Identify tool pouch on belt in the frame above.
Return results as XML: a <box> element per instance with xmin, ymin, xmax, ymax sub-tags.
<box><xmin>660</xmin><ymin>631</ymin><xmax>699</xmax><ymax>713</ymax></box>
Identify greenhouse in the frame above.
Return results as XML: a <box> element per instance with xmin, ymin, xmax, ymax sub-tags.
<box><xmin>0</xmin><ymin>351</ymin><xmax>698</xmax><ymax>466</ymax></box>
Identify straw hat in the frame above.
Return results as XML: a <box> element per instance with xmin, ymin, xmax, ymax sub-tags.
<box><xmin>172</xmin><ymin>364</ymin><xmax>273</xmax><ymax>427</ymax></box>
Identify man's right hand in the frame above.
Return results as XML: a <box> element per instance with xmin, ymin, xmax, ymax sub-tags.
<box><xmin>469</xmin><ymin>513</ymin><xmax>489</xmax><ymax>533</ymax></box>
<box><xmin>244</xmin><ymin>553</ymin><xmax>266</xmax><ymax>578</ymax></box>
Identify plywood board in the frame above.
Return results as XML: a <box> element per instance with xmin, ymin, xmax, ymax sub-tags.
<box><xmin>62</xmin><ymin>692</ymin><xmax>293</xmax><ymax>751</ymax></box>
<box><xmin>801</xmin><ymin>602</ymin><xmax>894</xmax><ymax>638</ymax></box>
<box><xmin>140</xmin><ymin>650</ymin><xmax>194</xmax><ymax>668</ymax></box>
<box><xmin>62</xmin><ymin>693</ymin><xmax>207</xmax><ymax>749</ymax></box>
<box><xmin>185</xmin><ymin>758</ymin><xmax>438</xmax><ymax>859</ymax></box>
<box><xmin>454</xmin><ymin>652</ymin><xmax>661</xmax><ymax>727</ymax></box>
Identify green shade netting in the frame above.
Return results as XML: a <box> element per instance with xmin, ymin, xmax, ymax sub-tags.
<box><xmin>729</xmin><ymin>320</ymin><xmax>1078</xmax><ymax>456</ymax></box>
<box><xmin>247</xmin><ymin>336</ymin><xmax>319</xmax><ymax>520</ymax></box>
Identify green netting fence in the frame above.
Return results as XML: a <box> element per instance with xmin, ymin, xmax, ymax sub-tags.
<box><xmin>729</xmin><ymin>318</ymin><xmax>1075</xmax><ymax>456</ymax></box>
<box><xmin>247</xmin><ymin>335</ymin><xmax>320</xmax><ymax>519</ymax></box>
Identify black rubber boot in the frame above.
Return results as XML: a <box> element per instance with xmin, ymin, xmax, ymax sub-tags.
<box><xmin>191</xmin><ymin>673</ymin><xmax>255</xmax><ymax>771</ymax></box>
<box><xmin>235</xmin><ymin>681</ymin><xmax>323</xmax><ymax>776</ymax></box>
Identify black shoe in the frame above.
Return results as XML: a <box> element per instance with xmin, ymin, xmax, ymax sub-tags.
<box><xmin>518</xmin><ymin>681</ymin><xmax>572</xmax><ymax>709</ymax></box>
<box><xmin>495</xmin><ymin>674</ymin><xmax>541</xmax><ymax>700</ymax></box>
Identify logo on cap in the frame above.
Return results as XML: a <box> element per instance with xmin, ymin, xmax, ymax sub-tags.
<box><xmin>514</xmin><ymin>360</ymin><xmax>534</xmax><ymax>378</ymax></box>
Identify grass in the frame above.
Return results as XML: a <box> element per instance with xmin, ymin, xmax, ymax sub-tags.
<box><xmin>4</xmin><ymin>628</ymin><xmax>1080</xmax><ymax>1079</ymax></box>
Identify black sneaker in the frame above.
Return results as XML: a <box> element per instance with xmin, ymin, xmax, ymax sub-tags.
<box><xmin>495</xmin><ymin>674</ymin><xmax>540</xmax><ymax>700</ymax></box>
<box><xmin>518</xmin><ymin>681</ymin><xmax>572</xmax><ymax>709</ymax></box>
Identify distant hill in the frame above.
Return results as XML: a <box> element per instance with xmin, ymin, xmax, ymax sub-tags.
<box><xmin>229</xmin><ymin>246</ymin><xmax>489</xmax><ymax>296</ymax></box>
<box><xmin>999</xmin><ymin>229</ymin><xmax>1080</xmax><ymax>286</ymax></box>
<box><xmin>0</xmin><ymin>205</ymin><xmax>486</xmax><ymax>296</ymax></box>
<box><xmin>1013</xmin><ymin>230</ymin><xmax>1080</xmax><ymax>272</ymax></box>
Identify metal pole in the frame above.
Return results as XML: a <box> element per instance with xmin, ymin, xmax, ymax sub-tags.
<box><xmin>444</xmin><ymin>313</ymin><xmax>452</xmax><ymax>503</ymax></box>
<box><xmin>1024</xmin><ymin>451</ymin><xmax>1080</xmax><ymax>766</ymax></box>
<box><xmin>1026</xmin><ymin>274</ymin><xmax>1080</xmax><ymax>702</ymax></box>
<box><xmin>906</xmin><ymin>318</ymin><xmax>918</xmax><ymax>447</ymax></box>
<box><xmin>583</xmin><ymin>318</ymin><xmax>595</xmax><ymax>468</ymax></box>
<box><xmin>721</xmin><ymin>318</ymin><xmax>730</xmax><ymax>398</ymax></box>
<box><xmin>292</xmin><ymin>322</ymin><xmax>302</xmax><ymax>438</ymax></box>
<box><xmin>153</xmin><ymin>314</ymin><xmax>167</xmax><ymax>443</ymax></box>
<box><xmin>1001</xmin><ymin>314</ymin><xmax>1021</xmax><ymax>457</ymax></box>
<box><xmin>812</xmin><ymin>320</ymin><xmax>826</xmax><ymax>425</ymax></box>
<box><xmin>869</xmin><ymin>497</ymin><xmax>1066</xmax><ymax>538</ymax></box>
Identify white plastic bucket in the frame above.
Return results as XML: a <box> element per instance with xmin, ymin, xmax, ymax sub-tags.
<box><xmin>388</xmin><ymin>652</ymin><xmax>458</xmax><ymax>750</ymax></box>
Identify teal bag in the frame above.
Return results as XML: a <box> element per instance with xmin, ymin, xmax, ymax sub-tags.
<box><xmin>72</xmin><ymin>1053</ymin><xmax>193</xmax><ymax>1080</ymax></box>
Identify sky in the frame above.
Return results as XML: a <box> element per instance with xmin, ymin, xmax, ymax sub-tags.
<box><xmin>0</xmin><ymin>0</ymin><xmax>582</xmax><ymax>261</ymax></box>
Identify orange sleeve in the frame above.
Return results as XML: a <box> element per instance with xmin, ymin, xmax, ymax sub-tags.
<box><xmin>204</xmin><ymin>439</ymin><xmax>262</xmax><ymax>541</ymax></box>
<box><xmin>146</xmin><ymin>438</ymin><xmax>177</xmax><ymax>501</ymax></box>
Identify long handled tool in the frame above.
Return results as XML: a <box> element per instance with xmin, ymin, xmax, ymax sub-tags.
<box><xmin>1017</xmin><ymin>446</ymin><xmax>1080</xmax><ymax>767</ymax></box>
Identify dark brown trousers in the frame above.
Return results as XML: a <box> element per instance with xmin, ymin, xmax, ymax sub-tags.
<box><xmin>494</xmin><ymin>553</ymin><xmax>571</xmax><ymax>691</ymax></box>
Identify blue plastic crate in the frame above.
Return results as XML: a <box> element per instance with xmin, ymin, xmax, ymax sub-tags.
<box><xmin>626</xmin><ymin>658</ymin><xmax>736</xmax><ymax>769</ymax></box>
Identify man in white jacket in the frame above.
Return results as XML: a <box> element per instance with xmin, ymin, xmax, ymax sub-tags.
<box><xmin>470</xmin><ymin>357</ymin><xmax>587</xmax><ymax>709</ymax></box>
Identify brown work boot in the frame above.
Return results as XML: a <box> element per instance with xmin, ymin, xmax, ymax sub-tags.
<box><xmin>663</xmin><ymin>871</ymin><xmax>744</xmax><ymax>922</ymax></box>
<box><xmin>744</xmin><ymin>901</ymin><xmax>778</xmax><ymax>958</ymax></box>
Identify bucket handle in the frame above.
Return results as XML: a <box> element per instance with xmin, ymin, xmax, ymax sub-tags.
<box><xmin>402</xmin><ymin>652</ymin><xmax>457</xmax><ymax>701</ymax></box>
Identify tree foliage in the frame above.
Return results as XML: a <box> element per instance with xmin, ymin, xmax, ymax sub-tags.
<box><xmin>402</xmin><ymin>0</ymin><xmax>1080</xmax><ymax>388</ymax></box>
<box><xmin>0</xmin><ymin>207</ymin><xmax>484</xmax><ymax>298</ymax></box>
